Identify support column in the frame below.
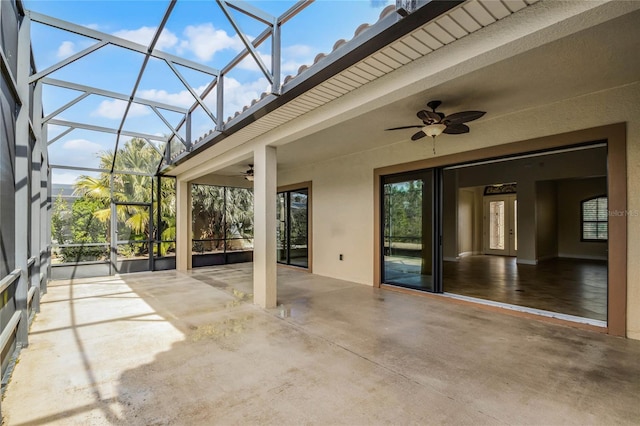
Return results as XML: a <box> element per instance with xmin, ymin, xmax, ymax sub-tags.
<box><xmin>40</xmin><ymin>119</ymin><xmax>49</xmax><ymax>294</ymax></box>
<box><xmin>29</xmin><ymin>141</ymin><xmax>41</xmax><ymax>313</ymax></box>
<box><xmin>14</xmin><ymin>13</ymin><xmax>31</xmax><ymax>346</ymax></box>
<box><xmin>176</xmin><ymin>179</ymin><xmax>192</xmax><ymax>271</ymax></box>
<box><xmin>253</xmin><ymin>145</ymin><xmax>277</xmax><ymax>308</ymax></box>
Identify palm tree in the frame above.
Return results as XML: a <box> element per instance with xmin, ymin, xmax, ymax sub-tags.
<box><xmin>73</xmin><ymin>138</ymin><xmax>175</xmax><ymax>256</ymax></box>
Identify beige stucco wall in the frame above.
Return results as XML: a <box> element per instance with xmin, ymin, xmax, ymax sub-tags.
<box><xmin>279</xmin><ymin>81</ymin><xmax>640</xmax><ymax>338</ymax></box>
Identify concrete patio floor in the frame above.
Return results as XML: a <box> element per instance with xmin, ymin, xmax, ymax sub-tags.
<box><xmin>3</xmin><ymin>264</ymin><xmax>640</xmax><ymax>425</ymax></box>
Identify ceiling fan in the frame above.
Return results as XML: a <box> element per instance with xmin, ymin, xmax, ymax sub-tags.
<box><xmin>242</xmin><ymin>164</ymin><xmax>254</xmax><ymax>181</ymax></box>
<box><xmin>386</xmin><ymin>100</ymin><xmax>485</xmax><ymax>153</ymax></box>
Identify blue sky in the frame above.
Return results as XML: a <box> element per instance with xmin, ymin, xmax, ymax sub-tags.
<box><xmin>22</xmin><ymin>0</ymin><xmax>394</xmax><ymax>184</ymax></box>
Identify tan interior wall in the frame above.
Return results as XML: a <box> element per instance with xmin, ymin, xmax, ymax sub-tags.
<box><xmin>536</xmin><ymin>181</ymin><xmax>558</xmax><ymax>260</ymax></box>
<box><xmin>457</xmin><ymin>189</ymin><xmax>474</xmax><ymax>256</ymax></box>
<box><xmin>557</xmin><ymin>177</ymin><xmax>608</xmax><ymax>260</ymax></box>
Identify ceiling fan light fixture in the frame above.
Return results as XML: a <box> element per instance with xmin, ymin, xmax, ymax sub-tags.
<box><xmin>245</xmin><ymin>174</ymin><xmax>254</xmax><ymax>181</ymax></box>
<box><xmin>424</xmin><ymin>123</ymin><xmax>446</xmax><ymax>137</ymax></box>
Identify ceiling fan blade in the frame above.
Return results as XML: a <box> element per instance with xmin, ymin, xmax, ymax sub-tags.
<box><xmin>443</xmin><ymin>123</ymin><xmax>469</xmax><ymax>134</ymax></box>
<box><xmin>417</xmin><ymin>110</ymin><xmax>440</xmax><ymax>122</ymax></box>
<box><xmin>411</xmin><ymin>130</ymin><xmax>427</xmax><ymax>141</ymax></box>
<box><xmin>386</xmin><ymin>125</ymin><xmax>424</xmax><ymax>131</ymax></box>
<box><xmin>444</xmin><ymin>111</ymin><xmax>485</xmax><ymax>125</ymax></box>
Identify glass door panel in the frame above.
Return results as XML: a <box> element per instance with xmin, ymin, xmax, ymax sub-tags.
<box><xmin>483</xmin><ymin>195</ymin><xmax>517</xmax><ymax>256</ymax></box>
<box><xmin>277</xmin><ymin>188</ymin><xmax>309</xmax><ymax>268</ymax></box>
<box><xmin>277</xmin><ymin>193</ymin><xmax>288</xmax><ymax>263</ymax></box>
<box><xmin>112</xmin><ymin>202</ymin><xmax>152</xmax><ymax>271</ymax></box>
<box><xmin>289</xmin><ymin>190</ymin><xmax>308</xmax><ymax>267</ymax></box>
<box><xmin>382</xmin><ymin>171</ymin><xmax>434</xmax><ymax>291</ymax></box>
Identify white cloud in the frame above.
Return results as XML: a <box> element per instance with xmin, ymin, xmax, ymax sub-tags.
<box><xmin>178</xmin><ymin>23</ymin><xmax>243</xmax><ymax>62</ymax></box>
<box><xmin>92</xmin><ymin>99</ymin><xmax>150</xmax><ymax>119</ymax></box>
<box><xmin>61</xmin><ymin>138</ymin><xmax>103</xmax><ymax>153</ymax></box>
<box><xmin>139</xmin><ymin>85</ymin><xmax>211</xmax><ymax>109</ymax></box>
<box><xmin>222</xmin><ymin>77</ymin><xmax>269</xmax><ymax>119</ymax></box>
<box><xmin>235</xmin><ymin>43</ymin><xmax>316</xmax><ymax>74</ymax></box>
<box><xmin>236</xmin><ymin>52</ymin><xmax>271</xmax><ymax>72</ymax></box>
<box><xmin>56</xmin><ymin>41</ymin><xmax>77</xmax><ymax>59</ymax></box>
<box><xmin>113</xmin><ymin>26</ymin><xmax>178</xmax><ymax>50</ymax></box>
<box><xmin>51</xmin><ymin>171</ymin><xmax>83</xmax><ymax>185</ymax></box>
<box><xmin>284</xmin><ymin>44</ymin><xmax>313</xmax><ymax>58</ymax></box>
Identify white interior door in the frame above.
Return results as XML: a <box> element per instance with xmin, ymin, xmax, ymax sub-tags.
<box><xmin>483</xmin><ymin>195</ymin><xmax>517</xmax><ymax>256</ymax></box>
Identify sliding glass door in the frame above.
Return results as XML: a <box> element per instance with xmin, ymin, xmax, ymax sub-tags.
<box><xmin>381</xmin><ymin>170</ymin><xmax>440</xmax><ymax>291</ymax></box>
<box><xmin>277</xmin><ymin>188</ymin><xmax>309</xmax><ymax>268</ymax></box>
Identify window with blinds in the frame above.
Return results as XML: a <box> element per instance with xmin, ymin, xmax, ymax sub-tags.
<box><xmin>581</xmin><ymin>196</ymin><xmax>608</xmax><ymax>241</ymax></box>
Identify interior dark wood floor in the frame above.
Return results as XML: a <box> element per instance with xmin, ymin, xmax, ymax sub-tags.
<box><xmin>443</xmin><ymin>256</ymin><xmax>607</xmax><ymax>321</ymax></box>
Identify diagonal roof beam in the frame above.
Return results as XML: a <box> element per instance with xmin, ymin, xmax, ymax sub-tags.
<box><xmin>43</xmin><ymin>92</ymin><xmax>90</xmax><ymax>123</ymax></box>
<box><xmin>165</xmin><ymin>60</ymin><xmax>217</xmax><ymax>123</ymax></box>
<box><xmin>151</xmin><ymin>106</ymin><xmax>187</xmax><ymax>148</ymax></box>
<box><xmin>159</xmin><ymin>0</ymin><xmax>312</xmax><ymax>167</ymax></box>
<box><xmin>42</xmin><ymin>77</ymin><xmax>189</xmax><ymax>114</ymax></box>
<box><xmin>27</xmin><ymin>10</ymin><xmax>219</xmax><ymax>77</ymax></box>
<box><xmin>29</xmin><ymin>41</ymin><xmax>108</xmax><ymax>83</ymax></box>
<box><xmin>48</xmin><ymin>119</ymin><xmax>167</xmax><ymax>142</ymax></box>
<box><xmin>110</xmin><ymin>0</ymin><xmax>177</xmax><ymax>173</ymax></box>
<box><xmin>167</xmin><ymin>2</ymin><xmax>312</xmax><ymax>147</ymax></box>
<box><xmin>217</xmin><ymin>0</ymin><xmax>273</xmax><ymax>85</ymax></box>
<box><xmin>47</xmin><ymin>127</ymin><xmax>74</xmax><ymax>146</ymax></box>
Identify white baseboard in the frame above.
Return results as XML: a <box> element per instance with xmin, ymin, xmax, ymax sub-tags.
<box><xmin>443</xmin><ymin>256</ymin><xmax>458</xmax><ymax>262</ymax></box>
<box><xmin>517</xmin><ymin>258</ymin><xmax>538</xmax><ymax>265</ymax></box>
<box><xmin>457</xmin><ymin>251</ymin><xmax>478</xmax><ymax>258</ymax></box>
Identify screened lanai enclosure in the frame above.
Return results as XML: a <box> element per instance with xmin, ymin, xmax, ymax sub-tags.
<box><xmin>5</xmin><ymin>0</ymin><xmax>359</xmax><ymax>281</ymax></box>
<box><xmin>2</xmin><ymin>0</ymin><xmax>409</xmax><ymax>395</ymax></box>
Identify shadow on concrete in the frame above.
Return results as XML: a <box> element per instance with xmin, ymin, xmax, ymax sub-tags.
<box><xmin>5</xmin><ymin>263</ymin><xmax>640</xmax><ymax>424</ymax></box>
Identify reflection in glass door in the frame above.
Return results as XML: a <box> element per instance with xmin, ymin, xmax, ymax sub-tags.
<box><xmin>111</xmin><ymin>202</ymin><xmax>153</xmax><ymax>273</ymax></box>
<box><xmin>382</xmin><ymin>170</ymin><xmax>439</xmax><ymax>291</ymax></box>
<box><xmin>277</xmin><ymin>188</ymin><xmax>309</xmax><ymax>268</ymax></box>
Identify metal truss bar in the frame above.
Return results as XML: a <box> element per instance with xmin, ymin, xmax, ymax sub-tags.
<box><xmin>111</xmin><ymin>0</ymin><xmax>177</xmax><ymax>173</ymax></box>
<box><xmin>218</xmin><ymin>0</ymin><xmax>273</xmax><ymax>85</ymax></box>
<box><xmin>0</xmin><ymin>45</ymin><xmax>21</xmax><ymax>104</ymax></box>
<box><xmin>165</xmin><ymin>0</ymin><xmax>462</xmax><ymax>169</ymax></box>
<box><xmin>0</xmin><ymin>312</ymin><xmax>21</xmax><ymax>356</ymax></box>
<box><xmin>222</xmin><ymin>27</ymin><xmax>270</xmax><ymax>75</ymax></box>
<box><xmin>226</xmin><ymin>0</ymin><xmax>275</xmax><ymax>26</ymax></box>
<box><xmin>27</xmin><ymin>10</ymin><xmax>220</xmax><ymax>76</ymax></box>
<box><xmin>50</xmin><ymin>164</ymin><xmax>156</xmax><ymax>177</ymax></box>
<box><xmin>50</xmin><ymin>164</ymin><xmax>108</xmax><ymax>173</ymax></box>
<box><xmin>159</xmin><ymin>75</ymin><xmax>218</xmax><ymax>164</ymax></box>
<box><xmin>29</xmin><ymin>41</ymin><xmax>108</xmax><ymax>83</ymax></box>
<box><xmin>272</xmin><ymin>20</ymin><xmax>281</xmax><ymax>93</ymax></box>
<box><xmin>42</xmin><ymin>78</ymin><xmax>189</xmax><ymax>114</ymax></box>
<box><xmin>278</xmin><ymin>1</ymin><xmax>313</xmax><ymax>25</ymax></box>
<box><xmin>151</xmin><ymin>106</ymin><xmax>188</xmax><ymax>148</ymax></box>
<box><xmin>43</xmin><ymin>92</ymin><xmax>90</xmax><ymax>123</ymax></box>
<box><xmin>216</xmin><ymin>75</ymin><xmax>224</xmax><ymax>131</ymax></box>
<box><xmin>165</xmin><ymin>60</ymin><xmax>217</xmax><ymax>123</ymax></box>
<box><xmin>47</xmin><ymin>127</ymin><xmax>74</xmax><ymax>146</ymax></box>
<box><xmin>48</xmin><ymin>119</ymin><xmax>168</xmax><ymax>141</ymax></box>
<box><xmin>217</xmin><ymin>1</ymin><xmax>311</xmax><ymax>77</ymax></box>
<box><xmin>0</xmin><ymin>270</ymin><xmax>21</xmax><ymax>295</ymax></box>
<box><xmin>167</xmin><ymin>3</ymin><xmax>313</xmax><ymax>145</ymax></box>
<box><xmin>143</xmin><ymin>138</ymin><xmax>164</xmax><ymax>157</ymax></box>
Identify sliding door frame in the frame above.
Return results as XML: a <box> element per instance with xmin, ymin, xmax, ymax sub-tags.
<box><xmin>373</xmin><ymin>123</ymin><xmax>627</xmax><ymax>337</ymax></box>
<box><xmin>277</xmin><ymin>181</ymin><xmax>312</xmax><ymax>271</ymax></box>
